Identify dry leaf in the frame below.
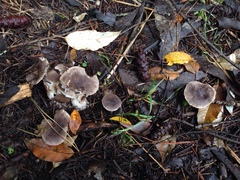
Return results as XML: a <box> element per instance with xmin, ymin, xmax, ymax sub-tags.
<box><xmin>149</xmin><ymin>67</ymin><xmax>179</xmax><ymax>80</ymax></box>
<box><xmin>155</xmin><ymin>134</ymin><xmax>176</xmax><ymax>162</ymax></box>
<box><xmin>69</xmin><ymin>110</ymin><xmax>82</xmax><ymax>135</ymax></box>
<box><xmin>65</xmin><ymin>30</ymin><xmax>121</xmax><ymax>51</ymax></box>
<box><xmin>184</xmin><ymin>60</ymin><xmax>200</xmax><ymax>74</ymax></box>
<box><xmin>197</xmin><ymin>84</ymin><xmax>226</xmax><ymax>126</ymax></box>
<box><xmin>164</xmin><ymin>51</ymin><xmax>192</xmax><ymax>66</ymax></box>
<box><xmin>25</xmin><ymin>138</ymin><xmax>74</xmax><ymax>162</ymax></box>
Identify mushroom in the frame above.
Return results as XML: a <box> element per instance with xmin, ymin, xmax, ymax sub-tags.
<box><xmin>102</xmin><ymin>93</ymin><xmax>122</xmax><ymax>111</ymax></box>
<box><xmin>59</xmin><ymin>66</ymin><xmax>99</xmax><ymax>110</ymax></box>
<box><xmin>55</xmin><ymin>64</ymin><xmax>69</xmax><ymax>75</ymax></box>
<box><xmin>184</xmin><ymin>81</ymin><xmax>216</xmax><ymax>108</ymax></box>
<box><xmin>42</xmin><ymin>109</ymin><xmax>70</xmax><ymax>146</ymax></box>
<box><xmin>43</xmin><ymin>70</ymin><xmax>60</xmax><ymax>99</ymax></box>
<box><xmin>26</xmin><ymin>57</ymin><xmax>49</xmax><ymax>86</ymax></box>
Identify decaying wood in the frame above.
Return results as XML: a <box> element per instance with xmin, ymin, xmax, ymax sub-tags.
<box><xmin>2</xmin><ymin>83</ymin><xmax>32</xmax><ymax>106</ymax></box>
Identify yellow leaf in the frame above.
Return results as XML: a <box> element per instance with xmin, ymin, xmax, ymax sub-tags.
<box><xmin>164</xmin><ymin>51</ymin><xmax>192</xmax><ymax>66</ymax></box>
<box><xmin>70</xmin><ymin>110</ymin><xmax>82</xmax><ymax>135</ymax></box>
<box><xmin>24</xmin><ymin>138</ymin><xmax>74</xmax><ymax>162</ymax></box>
<box><xmin>110</xmin><ymin>116</ymin><xmax>132</xmax><ymax>125</ymax></box>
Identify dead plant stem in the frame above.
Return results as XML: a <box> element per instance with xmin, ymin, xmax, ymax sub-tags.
<box><xmin>107</xmin><ymin>9</ymin><xmax>154</xmax><ymax>80</ymax></box>
<box><xmin>126</xmin><ymin>132</ymin><xmax>170</xmax><ymax>173</ymax></box>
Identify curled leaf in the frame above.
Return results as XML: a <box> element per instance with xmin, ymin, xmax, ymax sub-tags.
<box><xmin>24</xmin><ymin>138</ymin><xmax>74</xmax><ymax>162</ymax></box>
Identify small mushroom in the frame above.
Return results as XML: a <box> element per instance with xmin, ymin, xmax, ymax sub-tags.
<box><xmin>184</xmin><ymin>81</ymin><xmax>216</xmax><ymax>108</ymax></box>
<box><xmin>43</xmin><ymin>70</ymin><xmax>60</xmax><ymax>99</ymax></box>
<box><xmin>42</xmin><ymin>109</ymin><xmax>70</xmax><ymax>146</ymax></box>
<box><xmin>102</xmin><ymin>93</ymin><xmax>122</xmax><ymax>111</ymax></box>
<box><xmin>26</xmin><ymin>57</ymin><xmax>49</xmax><ymax>86</ymax></box>
<box><xmin>55</xmin><ymin>64</ymin><xmax>69</xmax><ymax>75</ymax></box>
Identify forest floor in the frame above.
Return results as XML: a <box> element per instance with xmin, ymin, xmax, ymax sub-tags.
<box><xmin>1</xmin><ymin>0</ymin><xmax>240</xmax><ymax>179</ymax></box>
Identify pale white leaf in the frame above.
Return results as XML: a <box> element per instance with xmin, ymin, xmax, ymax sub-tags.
<box><xmin>73</xmin><ymin>13</ymin><xmax>87</xmax><ymax>23</ymax></box>
<box><xmin>65</xmin><ymin>30</ymin><xmax>121</xmax><ymax>51</ymax></box>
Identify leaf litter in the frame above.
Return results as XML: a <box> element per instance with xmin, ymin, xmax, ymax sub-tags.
<box><xmin>1</xmin><ymin>0</ymin><xmax>240</xmax><ymax>179</ymax></box>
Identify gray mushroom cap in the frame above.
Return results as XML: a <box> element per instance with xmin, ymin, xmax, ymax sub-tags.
<box><xmin>102</xmin><ymin>93</ymin><xmax>122</xmax><ymax>111</ymax></box>
<box><xmin>42</xmin><ymin>109</ymin><xmax>70</xmax><ymax>146</ymax></box>
<box><xmin>184</xmin><ymin>81</ymin><xmax>216</xmax><ymax>108</ymax></box>
<box><xmin>60</xmin><ymin>66</ymin><xmax>99</xmax><ymax>96</ymax></box>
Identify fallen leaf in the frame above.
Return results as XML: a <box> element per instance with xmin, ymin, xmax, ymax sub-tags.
<box><xmin>164</xmin><ymin>51</ymin><xmax>192</xmax><ymax>66</ymax></box>
<box><xmin>69</xmin><ymin>110</ymin><xmax>82</xmax><ymax>135</ymax></box>
<box><xmin>197</xmin><ymin>84</ymin><xmax>225</xmax><ymax>126</ymax></box>
<box><xmin>25</xmin><ymin>138</ymin><xmax>74</xmax><ymax>162</ymax></box>
<box><xmin>65</xmin><ymin>30</ymin><xmax>121</xmax><ymax>51</ymax></box>
<box><xmin>155</xmin><ymin>134</ymin><xmax>176</xmax><ymax>162</ymax></box>
<box><xmin>184</xmin><ymin>60</ymin><xmax>200</xmax><ymax>74</ymax></box>
<box><xmin>197</xmin><ymin>104</ymin><xmax>223</xmax><ymax>125</ymax></box>
<box><xmin>213</xmin><ymin>56</ymin><xmax>237</xmax><ymax>71</ymax></box>
<box><xmin>94</xmin><ymin>10</ymin><xmax>116</xmax><ymax>26</ymax></box>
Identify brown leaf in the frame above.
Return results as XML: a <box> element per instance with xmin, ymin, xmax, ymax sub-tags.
<box><xmin>184</xmin><ymin>60</ymin><xmax>200</xmax><ymax>74</ymax></box>
<box><xmin>155</xmin><ymin>135</ymin><xmax>176</xmax><ymax>162</ymax></box>
<box><xmin>69</xmin><ymin>110</ymin><xmax>82</xmax><ymax>135</ymax></box>
<box><xmin>149</xmin><ymin>67</ymin><xmax>179</xmax><ymax>80</ymax></box>
<box><xmin>25</xmin><ymin>138</ymin><xmax>74</xmax><ymax>162</ymax></box>
<box><xmin>205</xmin><ymin>104</ymin><xmax>223</xmax><ymax>123</ymax></box>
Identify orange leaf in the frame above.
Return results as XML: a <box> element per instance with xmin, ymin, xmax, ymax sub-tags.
<box><xmin>24</xmin><ymin>138</ymin><xmax>74</xmax><ymax>162</ymax></box>
<box><xmin>164</xmin><ymin>51</ymin><xmax>192</xmax><ymax>66</ymax></box>
<box><xmin>70</xmin><ymin>110</ymin><xmax>82</xmax><ymax>135</ymax></box>
<box><xmin>184</xmin><ymin>60</ymin><xmax>200</xmax><ymax>74</ymax></box>
<box><xmin>70</xmin><ymin>49</ymin><xmax>77</xmax><ymax>61</ymax></box>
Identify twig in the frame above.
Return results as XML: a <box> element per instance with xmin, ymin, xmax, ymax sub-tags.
<box><xmin>106</xmin><ymin>8</ymin><xmax>154</xmax><ymax>80</ymax></box>
<box><xmin>210</xmin><ymin>147</ymin><xmax>240</xmax><ymax>179</ymax></box>
<box><xmin>112</xmin><ymin>0</ymin><xmax>154</xmax><ymax>11</ymax></box>
<box><xmin>179</xmin><ymin>12</ymin><xmax>240</xmax><ymax>71</ymax></box>
<box><xmin>126</xmin><ymin>132</ymin><xmax>170</xmax><ymax>173</ymax></box>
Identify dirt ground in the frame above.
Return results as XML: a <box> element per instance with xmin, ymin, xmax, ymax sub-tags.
<box><xmin>1</xmin><ymin>0</ymin><xmax>240</xmax><ymax>179</ymax></box>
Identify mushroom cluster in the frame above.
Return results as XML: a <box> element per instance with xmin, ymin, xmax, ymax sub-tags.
<box><xmin>25</xmin><ymin>57</ymin><xmax>99</xmax><ymax>110</ymax></box>
<box><xmin>43</xmin><ymin>65</ymin><xmax>99</xmax><ymax>110</ymax></box>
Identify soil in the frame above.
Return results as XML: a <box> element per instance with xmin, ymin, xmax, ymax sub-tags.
<box><xmin>1</xmin><ymin>0</ymin><xmax>240</xmax><ymax>179</ymax></box>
